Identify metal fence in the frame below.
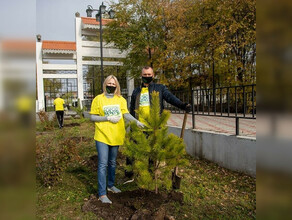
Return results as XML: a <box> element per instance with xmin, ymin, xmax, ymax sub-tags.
<box><xmin>83</xmin><ymin>84</ymin><xmax>256</xmax><ymax>136</ymax></box>
<box><xmin>165</xmin><ymin>84</ymin><xmax>256</xmax><ymax>135</ymax></box>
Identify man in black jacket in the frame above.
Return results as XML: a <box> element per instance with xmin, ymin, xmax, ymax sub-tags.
<box><xmin>125</xmin><ymin>66</ymin><xmax>191</xmax><ymax>180</ymax></box>
<box><xmin>130</xmin><ymin>66</ymin><xmax>191</xmax><ymax>118</ymax></box>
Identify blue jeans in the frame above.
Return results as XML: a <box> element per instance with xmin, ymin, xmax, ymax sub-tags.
<box><xmin>95</xmin><ymin>141</ymin><xmax>119</xmax><ymax>197</ymax></box>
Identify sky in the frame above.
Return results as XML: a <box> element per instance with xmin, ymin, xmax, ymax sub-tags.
<box><xmin>36</xmin><ymin>0</ymin><xmax>116</xmax><ymax>41</ymax></box>
<box><xmin>0</xmin><ymin>0</ymin><xmax>116</xmax><ymax>40</ymax></box>
<box><xmin>0</xmin><ymin>0</ymin><xmax>36</xmax><ymax>39</ymax></box>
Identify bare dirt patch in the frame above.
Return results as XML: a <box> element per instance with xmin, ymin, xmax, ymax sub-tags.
<box><xmin>82</xmin><ymin>189</ymin><xmax>183</xmax><ymax>220</ymax></box>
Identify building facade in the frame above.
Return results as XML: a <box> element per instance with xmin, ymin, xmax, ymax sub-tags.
<box><xmin>36</xmin><ymin>14</ymin><xmax>134</xmax><ymax>112</ymax></box>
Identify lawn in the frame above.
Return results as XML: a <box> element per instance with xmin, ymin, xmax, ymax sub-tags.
<box><xmin>36</xmin><ymin>118</ymin><xmax>256</xmax><ymax>219</ymax></box>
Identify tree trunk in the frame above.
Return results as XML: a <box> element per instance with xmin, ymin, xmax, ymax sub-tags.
<box><xmin>155</xmin><ymin>170</ymin><xmax>158</xmax><ymax>194</ymax></box>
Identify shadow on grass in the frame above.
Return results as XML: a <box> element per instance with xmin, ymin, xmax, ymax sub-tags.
<box><xmin>67</xmin><ymin>165</ymin><xmax>97</xmax><ymax>195</ymax></box>
<box><xmin>194</xmin><ymin>201</ymin><xmax>255</xmax><ymax>219</ymax></box>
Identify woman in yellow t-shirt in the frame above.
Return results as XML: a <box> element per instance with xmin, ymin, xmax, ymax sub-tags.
<box><xmin>90</xmin><ymin>75</ymin><xmax>144</xmax><ymax>204</ymax></box>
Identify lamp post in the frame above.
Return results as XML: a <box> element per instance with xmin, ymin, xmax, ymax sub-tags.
<box><xmin>211</xmin><ymin>48</ymin><xmax>216</xmax><ymax>113</ymax></box>
<box><xmin>86</xmin><ymin>3</ymin><xmax>115</xmax><ymax>93</ymax></box>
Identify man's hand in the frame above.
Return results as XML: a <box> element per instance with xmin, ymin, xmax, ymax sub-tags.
<box><xmin>137</xmin><ymin>121</ymin><xmax>145</xmax><ymax>128</ymax></box>
<box><xmin>184</xmin><ymin>103</ymin><xmax>192</xmax><ymax>113</ymax></box>
<box><xmin>107</xmin><ymin>116</ymin><xmax>122</xmax><ymax>123</ymax></box>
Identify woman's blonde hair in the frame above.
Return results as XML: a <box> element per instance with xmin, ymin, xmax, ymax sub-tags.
<box><xmin>103</xmin><ymin>75</ymin><xmax>121</xmax><ymax>96</ymax></box>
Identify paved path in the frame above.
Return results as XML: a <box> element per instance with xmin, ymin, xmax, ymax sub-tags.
<box><xmin>167</xmin><ymin>113</ymin><xmax>256</xmax><ymax>137</ymax></box>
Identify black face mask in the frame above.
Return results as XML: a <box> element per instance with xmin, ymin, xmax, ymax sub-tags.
<box><xmin>106</xmin><ymin>86</ymin><xmax>116</xmax><ymax>94</ymax></box>
<box><xmin>142</xmin><ymin>76</ymin><xmax>153</xmax><ymax>84</ymax></box>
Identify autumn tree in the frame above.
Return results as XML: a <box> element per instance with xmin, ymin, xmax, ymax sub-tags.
<box><xmin>44</xmin><ymin>79</ymin><xmax>62</xmax><ymax>95</ymax></box>
<box><xmin>104</xmin><ymin>0</ymin><xmax>169</xmax><ymax>77</ymax></box>
<box><xmin>158</xmin><ymin>0</ymin><xmax>256</xmax><ymax>88</ymax></box>
<box><xmin>106</xmin><ymin>0</ymin><xmax>256</xmax><ymax>89</ymax></box>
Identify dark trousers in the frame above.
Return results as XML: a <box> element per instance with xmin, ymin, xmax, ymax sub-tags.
<box><xmin>20</xmin><ymin>112</ymin><xmax>31</xmax><ymax>128</ymax></box>
<box><xmin>125</xmin><ymin>157</ymin><xmax>134</xmax><ymax>178</ymax></box>
<box><xmin>56</xmin><ymin>111</ymin><xmax>64</xmax><ymax>128</ymax></box>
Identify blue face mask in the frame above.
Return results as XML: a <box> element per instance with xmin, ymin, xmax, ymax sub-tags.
<box><xmin>142</xmin><ymin>76</ymin><xmax>153</xmax><ymax>84</ymax></box>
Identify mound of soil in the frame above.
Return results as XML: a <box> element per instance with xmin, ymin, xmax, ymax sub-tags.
<box><xmin>82</xmin><ymin>189</ymin><xmax>182</xmax><ymax>220</ymax></box>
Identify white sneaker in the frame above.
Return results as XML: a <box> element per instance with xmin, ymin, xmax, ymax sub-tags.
<box><xmin>107</xmin><ymin>186</ymin><xmax>121</xmax><ymax>193</ymax></box>
<box><xmin>99</xmin><ymin>195</ymin><xmax>112</xmax><ymax>204</ymax></box>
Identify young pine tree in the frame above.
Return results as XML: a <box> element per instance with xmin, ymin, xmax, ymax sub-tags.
<box><xmin>122</xmin><ymin>91</ymin><xmax>188</xmax><ymax>193</ymax></box>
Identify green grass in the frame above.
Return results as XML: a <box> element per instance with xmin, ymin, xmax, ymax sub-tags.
<box><xmin>36</xmin><ymin>119</ymin><xmax>256</xmax><ymax>219</ymax></box>
<box><xmin>175</xmin><ymin>157</ymin><xmax>256</xmax><ymax>219</ymax></box>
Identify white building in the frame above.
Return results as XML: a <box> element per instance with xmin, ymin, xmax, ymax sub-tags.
<box><xmin>36</xmin><ymin>14</ymin><xmax>134</xmax><ymax>112</ymax></box>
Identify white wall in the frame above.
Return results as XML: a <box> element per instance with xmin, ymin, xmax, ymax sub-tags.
<box><xmin>168</xmin><ymin>126</ymin><xmax>256</xmax><ymax>177</ymax></box>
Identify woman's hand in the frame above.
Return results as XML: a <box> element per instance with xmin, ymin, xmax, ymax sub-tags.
<box><xmin>107</xmin><ymin>116</ymin><xmax>122</xmax><ymax>123</ymax></box>
<box><xmin>137</xmin><ymin>121</ymin><xmax>145</xmax><ymax>128</ymax></box>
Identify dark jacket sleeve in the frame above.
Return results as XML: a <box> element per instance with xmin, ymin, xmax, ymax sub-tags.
<box><xmin>130</xmin><ymin>88</ymin><xmax>137</xmax><ymax>117</ymax></box>
<box><xmin>161</xmin><ymin>85</ymin><xmax>186</xmax><ymax>110</ymax></box>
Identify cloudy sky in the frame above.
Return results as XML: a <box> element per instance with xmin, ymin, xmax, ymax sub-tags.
<box><xmin>37</xmin><ymin>0</ymin><xmax>115</xmax><ymax>41</ymax></box>
<box><xmin>0</xmin><ymin>0</ymin><xmax>115</xmax><ymax>40</ymax></box>
<box><xmin>0</xmin><ymin>0</ymin><xmax>36</xmax><ymax>38</ymax></box>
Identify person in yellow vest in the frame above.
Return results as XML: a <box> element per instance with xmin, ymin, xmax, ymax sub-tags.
<box><xmin>16</xmin><ymin>95</ymin><xmax>33</xmax><ymax>127</ymax></box>
<box><xmin>90</xmin><ymin>75</ymin><xmax>144</xmax><ymax>204</ymax></box>
<box><xmin>53</xmin><ymin>94</ymin><xmax>65</xmax><ymax>129</ymax></box>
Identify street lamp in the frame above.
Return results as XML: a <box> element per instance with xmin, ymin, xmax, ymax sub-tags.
<box><xmin>86</xmin><ymin>2</ymin><xmax>115</xmax><ymax>93</ymax></box>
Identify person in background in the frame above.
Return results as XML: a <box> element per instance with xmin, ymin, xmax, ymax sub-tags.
<box><xmin>90</xmin><ymin>75</ymin><xmax>144</xmax><ymax>204</ymax></box>
<box><xmin>125</xmin><ymin>66</ymin><xmax>192</xmax><ymax>179</ymax></box>
<box><xmin>16</xmin><ymin>94</ymin><xmax>33</xmax><ymax>127</ymax></box>
<box><xmin>53</xmin><ymin>94</ymin><xmax>65</xmax><ymax>129</ymax></box>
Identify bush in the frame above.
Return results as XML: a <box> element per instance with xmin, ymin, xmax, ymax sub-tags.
<box><xmin>71</xmin><ymin>99</ymin><xmax>87</xmax><ymax>119</ymax></box>
<box><xmin>36</xmin><ymin>131</ymin><xmax>80</xmax><ymax>186</ymax></box>
<box><xmin>37</xmin><ymin>110</ymin><xmax>58</xmax><ymax>131</ymax></box>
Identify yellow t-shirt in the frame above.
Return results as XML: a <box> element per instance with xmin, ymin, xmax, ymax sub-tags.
<box><xmin>53</xmin><ymin>98</ymin><xmax>65</xmax><ymax>111</ymax></box>
<box><xmin>138</xmin><ymin>87</ymin><xmax>150</xmax><ymax>124</ymax></box>
<box><xmin>90</xmin><ymin>94</ymin><xmax>129</xmax><ymax>146</ymax></box>
<box><xmin>17</xmin><ymin>96</ymin><xmax>32</xmax><ymax>113</ymax></box>
<box><xmin>54</xmin><ymin>98</ymin><xmax>65</xmax><ymax>111</ymax></box>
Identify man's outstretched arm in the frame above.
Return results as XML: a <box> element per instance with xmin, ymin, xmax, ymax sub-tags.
<box><xmin>162</xmin><ymin>86</ymin><xmax>191</xmax><ymax>112</ymax></box>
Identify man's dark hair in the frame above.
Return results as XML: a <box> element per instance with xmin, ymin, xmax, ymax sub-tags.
<box><xmin>142</xmin><ymin>66</ymin><xmax>153</xmax><ymax>74</ymax></box>
<box><xmin>142</xmin><ymin>66</ymin><xmax>152</xmax><ymax>71</ymax></box>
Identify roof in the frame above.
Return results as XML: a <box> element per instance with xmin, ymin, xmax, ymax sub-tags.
<box><xmin>42</xmin><ymin>41</ymin><xmax>76</xmax><ymax>51</ymax></box>
<box><xmin>81</xmin><ymin>17</ymin><xmax>113</xmax><ymax>26</ymax></box>
<box><xmin>1</xmin><ymin>40</ymin><xmax>35</xmax><ymax>52</ymax></box>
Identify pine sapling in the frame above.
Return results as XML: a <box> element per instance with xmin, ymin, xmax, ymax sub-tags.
<box><xmin>122</xmin><ymin>91</ymin><xmax>188</xmax><ymax>193</ymax></box>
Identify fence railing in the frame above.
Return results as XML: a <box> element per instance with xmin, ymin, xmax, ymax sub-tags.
<box><xmin>165</xmin><ymin>84</ymin><xmax>256</xmax><ymax>135</ymax></box>
<box><xmin>82</xmin><ymin>85</ymin><xmax>256</xmax><ymax>136</ymax></box>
